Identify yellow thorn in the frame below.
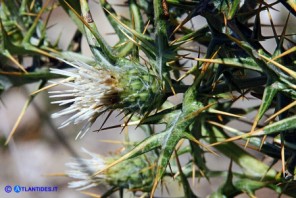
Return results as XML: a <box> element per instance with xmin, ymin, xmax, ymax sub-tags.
<box><xmin>143</xmin><ymin>20</ymin><xmax>150</xmax><ymax>35</ymax></box>
<box><xmin>118</xmin><ymin>28</ymin><xmax>142</xmax><ymax>49</ymax></box>
<box><xmin>259</xmin><ymin>135</ymin><xmax>267</xmax><ymax>150</ymax></box>
<box><xmin>209</xmin><ymin>109</ymin><xmax>245</xmax><ymax>118</ymax></box>
<box><xmin>193</xmin><ymin>137</ymin><xmax>219</xmax><ymax>156</ymax></box>
<box><xmin>29</xmin><ymin>0</ymin><xmax>37</xmax><ymax>11</ymax></box>
<box><xmin>80</xmin><ymin>191</ymin><xmax>102</xmax><ymax>198</ymax></box>
<box><xmin>177</xmin><ymin>65</ymin><xmax>197</xmax><ymax>82</ymax></box>
<box><xmin>208</xmin><ymin>121</ymin><xmax>250</xmax><ymax>146</ymax></box>
<box><xmin>184</xmin><ymin>102</ymin><xmax>216</xmax><ymax>121</ymax></box>
<box><xmin>5</xmin><ymin>76</ymin><xmax>74</xmax><ymax>144</ymax></box>
<box><xmin>175</xmin><ymin>139</ymin><xmax>185</xmax><ymax>151</ymax></box>
<box><xmin>98</xmin><ymin>139</ymin><xmax>130</xmax><ymax>145</ymax></box>
<box><xmin>169</xmin><ymin>80</ymin><xmax>176</xmax><ymax>95</ymax></box>
<box><xmin>150</xmin><ymin>178</ymin><xmax>159</xmax><ymax>198</ymax></box>
<box><xmin>92</xmin><ymin>150</ymin><xmax>131</xmax><ymax>176</ymax></box>
<box><xmin>30</xmin><ymin>77</ymin><xmax>73</xmax><ymax>95</ymax></box>
<box><xmin>42</xmin><ymin>173</ymin><xmax>66</xmax><ymax>177</ymax></box>
<box><xmin>281</xmin><ymin>140</ymin><xmax>286</xmax><ymax>176</ymax></box>
<box><xmin>139</xmin><ymin>193</ymin><xmax>149</xmax><ymax>198</ymax></box>
<box><xmin>246</xmin><ymin>110</ymin><xmax>261</xmax><ymax>148</ymax></box>
<box><xmin>265</xmin><ymin>100</ymin><xmax>296</xmax><ymax>123</ymax></box>
<box><xmin>5</xmin><ymin>98</ymin><xmax>32</xmax><ymax>145</ymax></box>
<box><xmin>272</xmin><ymin>46</ymin><xmax>296</xmax><ymax>61</ymax></box>
<box><xmin>6</xmin><ymin>53</ymin><xmax>28</xmax><ymax>73</ymax></box>
<box><xmin>210</xmin><ymin>134</ymin><xmax>245</xmax><ymax>147</ymax></box>
<box><xmin>31</xmin><ymin>83</ymin><xmax>59</xmax><ymax>95</ymax></box>
<box><xmin>0</xmin><ymin>71</ymin><xmax>24</xmax><ymax>75</ymax></box>
<box><xmin>259</xmin><ymin>53</ymin><xmax>296</xmax><ymax>79</ymax></box>
<box><xmin>113</xmin><ymin>40</ymin><xmax>130</xmax><ymax>49</ymax></box>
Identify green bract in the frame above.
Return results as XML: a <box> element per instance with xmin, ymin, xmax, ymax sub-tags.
<box><xmin>106</xmin><ymin>152</ymin><xmax>156</xmax><ymax>192</ymax></box>
<box><xmin>118</xmin><ymin>64</ymin><xmax>164</xmax><ymax>115</ymax></box>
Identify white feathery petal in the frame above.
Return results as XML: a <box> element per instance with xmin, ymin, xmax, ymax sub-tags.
<box><xmin>68</xmin><ymin>180</ymin><xmax>90</xmax><ymax>187</ymax></box>
<box><xmin>58</xmin><ymin>82</ymin><xmax>78</xmax><ymax>88</ymax></box>
<box><xmin>51</xmin><ymin>98</ymin><xmax>77</xmax><ymax>105</ymax></box>
<box><xmin>49</xmin><ymin>60</ymin><xmax>122</xmax><ymax>138</ymax></box>
<box><xmin>74</xmin><ymin>106</ymin><xmax>98</xmax><ymax>122</ymax></box>
<box><xmin>75</xmin><ymin>120</ymin><xmax>94</xmax><ymax>140</ymax></box>
<box><xmin>52</xmin><ymin>110</ymin><xmax>75</xmax><ymax>118</ymax></box>
<box><xmin>68</xmin><ymin>181</ymin><xmax>94</xmax><ymax>190</ymax></box>
<box><xmin>51</xmin><ymin>107</ymin><xmax>78</xmax><ymax>118</ymax></box>
<box><xmin>65</xmin><ymin>148</ymin><xmax>106</xmax><ymax>190</ymax></box>
<box><xmin>58</xmin><ymin>122</ymin><xmax>71</xmax><ymax>129</ymax></box>
<box><xmin>49</xmin><ymin>94</ymin><xmax>75</xmax><ymax>98</ymax></box>
<box><xmin>66</xmin><ymin>170</ymin><xmax>89</xmax><ymax>179</ymax></box>
<box><xmin>49</xmin><ymin>90</ymin><xmax>76</xmax><ymax>94</ymax></box>
<box><xmin>55</xmin><ymin>58</ymin><xmax>82</xmax><ymax>69</ymax></box>
<box><xmin>63</xmin><ymin>108</ymin><xmax>92</xmax><ymax>123</ymax></box>
<box><xmin>50</xmin><ymin>68</ymin><xmax>80</xmax><ymax>78</ymax></box>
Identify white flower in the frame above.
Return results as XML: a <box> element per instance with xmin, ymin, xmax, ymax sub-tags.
<box><xmin>50</xmin><ymin>59</ymin><xmax>164</xmax><ymax>139</ymax></box>
<box><xmin>49</xmin><ymin>60</ymin><xmax>122</xmax><ymax>139</ymax></box>
<box><xmin>65</xmin><ymin>147</ymin><xmax>156</xmax><ymax>192</ymax></box>
<box><xmin>65</xmin><ymin>148</ymin><xmax>106</xmax><ymax>190</ymax></box>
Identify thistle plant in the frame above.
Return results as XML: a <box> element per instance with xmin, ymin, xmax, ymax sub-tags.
<box><xmin>1</xmin><ymin>0</ymin><xmax>296</xmax><ymax>197</ymax></box>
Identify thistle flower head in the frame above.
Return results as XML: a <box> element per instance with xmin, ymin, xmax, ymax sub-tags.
<box><xmin>50</xmin><ymin>60</ymin><xmax>122</xmax><ymax>139</ymax></box>
<box><xmin>66</xmin><ymin>148</ymin><xmax>156</xmax><ymax>191</ymax></box>
<box><xmin>65</xmin><ymin>148</ymin><xmax>106</xmax><ymax>190</ymax></box>
<box><xmin>50</xmin><ymin>59</ymin><xmax>164</xmax><ymax>139</ymax></box>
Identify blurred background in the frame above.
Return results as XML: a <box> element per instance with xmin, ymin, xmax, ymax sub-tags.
<box><xmin>0</xmin><ymin>0</ymin><xmax>295</xmax><ymax>197</ymax></box>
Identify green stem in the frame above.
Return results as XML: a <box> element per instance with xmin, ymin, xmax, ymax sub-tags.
<box><xmin>129</xmin><ymin>0</ymin><xmax>143</xmax><ymax>60</ymax></box>
<box><xmin>153</xmin><ymin>0</ymin><xmax>169</xmax><ymax>78</ymax></box>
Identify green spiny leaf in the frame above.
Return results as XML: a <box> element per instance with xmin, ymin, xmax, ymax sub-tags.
<box><xmin>251</xmin><ymin>83</ymin><xmax>278</xmax><ymax>132</ymax></box>
<box><xmin>78</xmin><ymin>0</ymin><xmax>116</xmax><ymax>66</ymax></box>
<box><xmin>59</xmin><ymin>0</ymin><xmax>84</xmax><ymax>32</ymax></box>
<box><xmin>255</xmin><ymin>115</ymin><xmax>296</xmax><ymax>136</ymax></box>
<box><xmin>207</xmin><ymin>125</ymin><xmax>277</xmax><ymax>178</ymax></box>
